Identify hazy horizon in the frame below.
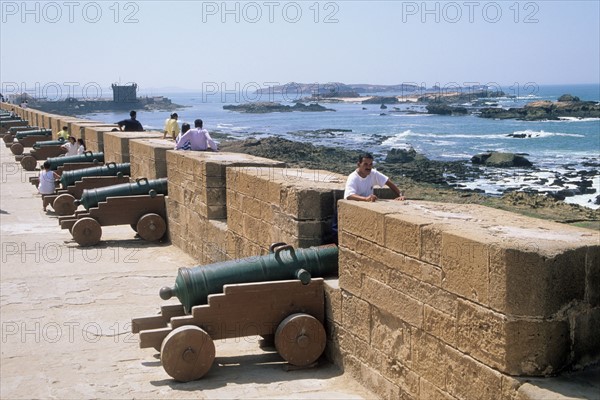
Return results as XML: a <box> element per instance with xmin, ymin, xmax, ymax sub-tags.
<box><xmin>1</xmin><ymin>0</ymin><xmax>599</xmax><ymax>99</ymax></box>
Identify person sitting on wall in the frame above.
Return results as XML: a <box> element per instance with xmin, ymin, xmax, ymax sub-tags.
<box><xmin>61</xmin><ymin>136</ymin><xmax>78</xmax><ymax>156</ymax></box>
<box><xmin>57</xmin><ymin>126</ymin><xmax>69</xmax><ymax>141</ymax></box>
<box><xmin>344</xmin><ymin>153</ymin><xmax>405</xmax><ymax>202</ymax></box>
<box><xmin>38</xmin><ymin>161</ymin><xmax>60</xmax><ymax>211</ymax></box>
<box><xmin>174</xmin><ymin>119</ymin><xmax>218</xmax><ymax>152</ymax></box>
<box><xmin>175</xmin><ymin>122</ymin><xmax>192</xmax><ymax>150</ymax></box>
<box><xmin>163</xmin><ymin>112</ymin><xmax>180</xmax><ymax>140</ymax></box>
<box><xmin>117</xmin><ymin>110</ymin><xmax>144</xmax><ymax>132</ymax></box>
<box><xmin>76</xmin><ymin>138</ymin><xmax>86</xmax><ymax>155</ymax></box>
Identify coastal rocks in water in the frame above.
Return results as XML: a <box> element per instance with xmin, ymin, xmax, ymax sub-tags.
<box><xmin>380</xmin><ymin>104</ymin><xmax>387</xmax><ymax>109</ymax></box>
<box><xmin>479</xmin><ymin>95</ymin><xmax>600</xmax><ymax>120</ymax></box>
<box><xmin>361</xmin><ymin>96</ymin><xmax>399</xmax><ymax>104</ymax></box>
<box><xmin>418</xmin><ymin>89</ymin><xmax>505</xmax><ymax>104</ymax></box>
<box><xmin>223</xmin><ymin>102</ymin><xmax>335</xmax><ymax>113</ymax></box>
<box><xmin>385</xmin><ymin>148</ymin><xmax>418</xmax><ymax>163</ymax></box>
<box><xmin>471</xmin><ymin>152</ymin><xmax>533</xmax><ymax>168</ymax></box>
<box><xmin>558</xmin><ymin>94</ymin><xmax>580</xmax><ymax>102</ymax></box>
<box><xmin>426</xmin><ymin>103</ymin><xmax>468</xmax><ymax>115</ymax></box>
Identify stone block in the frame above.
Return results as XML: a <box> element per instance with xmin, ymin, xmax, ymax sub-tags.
<box><xmin>384</xmin><ymin>213</ymin><xmax>431</xmax><ymax>259</ymax></box>
<box><xmin>585</xmin><ymin>245</ymin><xmax>600</xmax><ymax>307</ymax></box>
<box><xmin>441</xmin><ymin>230</ymin><xmax>490</xmax><ymax>303</ymax></box>
<box><xmin>419</xmin><ymin>378</ymin><xmax>454</xmax><ymax>400</ymax></box>
<box><xmin>338</xmin><ymin>201</ymin><xmax>386</xmax><ymax>245</ymax></box>
<box><xmin>423</xmin><ymin>304</ymin><xmax>456</xmax><ymax>347</ymax></box>
<box><xmin>363</xmin><ymin>276</ymin><xmax>423</xmax><ymax>328</ymax></box>
<box><xmin>489</xmin><ymin>246</ymin><xmax>586</xmax><ymax>317</ymax></box>
<box><xmin>370</xmin><ymin>307</ymin><xmax>412</xmax><ymax>366</ymax></box>
<box><xmin>572</xmin><ymin>307</ymin><xmax>600</xmax><ymax>368</ymax></box>
<box><xmin>388</xmin><ymin>269</ymin><xmax>457</xmax><ymax>315</ymax></box>
<box><xmin>456</xmin><ymin>299</ymin><xmax>570</xmax><ymax>375</ymax></box>
<box><xmin>341</xmin><ymin>291</ymin><xmax>371</xmax><ymax>343</ymax></box>
<box><xmin>338</xmin><ymin>252</ymin><xmax>363</xmax><ymax>297</ymax></box>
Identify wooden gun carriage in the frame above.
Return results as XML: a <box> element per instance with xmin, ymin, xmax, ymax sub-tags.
<box><xmin>131</xmin><ymin>244</ymin><xmax>338</xmax><ymax>382</ymax></box>
<box><xmin>58</xmin><ymin>178</ymin><xmax>168</xmax><ymax>246</ymax></box>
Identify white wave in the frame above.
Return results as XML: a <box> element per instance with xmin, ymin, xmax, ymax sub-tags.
<box><xmin>510</xmin><ymin>129</ymin><xmax>585</xmax><ymax>138</ymax></box>
<box><xmin>556</xmin><ymin>117</ymin><xmax>600</xmax><ymax>122</ymax></box>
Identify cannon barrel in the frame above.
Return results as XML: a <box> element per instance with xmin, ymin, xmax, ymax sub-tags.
<box><xmin>159</xmin><ymin>243</ymin><xmax>339</xmax><ymax>313</ymax></box>
<box><xmin>75</xmin><ymin>177</ymin><xmax>167</xmax><ymax>210</ymax></box>
<box><xmin>9</xmin><ymin>126</ymin><xmax>38</xmax><ymax>134</ymax></box>
<box><xmin>33</xmin><ymin>138</ymin><xmax>66</xmax><ymax>149</ymax></box>
<box><xmin>15</xmin><ymin>128</ymin><xmax>52</xmax><ymax>139</ymax></box>
<box><xmin>46</xmin><ymin>151</ymin><xmax>104</xmax><ymax>170</ymax></box>
<box><xmin>60</xmin><ymin>162</ymin><xmax>131</xmax><ymax>188</ymax></box>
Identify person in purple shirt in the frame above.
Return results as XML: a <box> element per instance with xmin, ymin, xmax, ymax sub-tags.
<box><xmin>174</xmin><ymin>119</ymin><xmax>218</xmax><ymax>151</ymax></box>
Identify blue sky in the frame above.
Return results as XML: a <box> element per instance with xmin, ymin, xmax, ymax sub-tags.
<box><xmin>1</xmin><ymin>0</ymin><xmax>599</xmax><ymax>95</ymax></box>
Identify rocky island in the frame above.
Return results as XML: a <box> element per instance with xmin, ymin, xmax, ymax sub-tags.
<box><xmin>479</xmin><ymin>94</ymin><xmax>600</xmax><ymax>120</ymax></box>
<box><xmin>223</xmin><ymin>102</ymin><xmax>335</xmax><ymax>113</ymax></box>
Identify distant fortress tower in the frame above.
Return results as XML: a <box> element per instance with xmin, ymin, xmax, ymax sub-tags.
<box><xmin>111</xmin><ymin>83</ymin><xmax>138</xmax><ymax>103</ymax></box>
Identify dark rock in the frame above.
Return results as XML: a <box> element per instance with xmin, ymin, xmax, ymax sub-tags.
<box><xmin>558</xmin><ymin>94</ymin><xmax>580</xmax><ymax>102</ymax></box>
<box><xmin>480</xmin><ymin>98</ymin><xmax>599</xmax><ymax>120</ymax></box>
<box><xmin>223</xmin><ymin>102</ymin><xmax>335</xmax><ymax>113</ymax></box>
<box><xmin>595</xmin><ymin>195</ymin><xmax>600</xmax><ymax>205</ymax></box>
<box><xmin>471</xmin><ymin>152</ymin><xmax>533</xmax><ymax>168</ymax></box>
<box><xmin>380</xmin><ymin>104</ymin><xmax>387</xmax><ymax>109</ymax></box>
<box><xmin>361</xmin><ymin>96</ymin><xmax>399</xmax><ymax>105</ymax></box>
<box><xmin>385</xmin><ymin>148</ymin><xmax>417</xmax><ymax>163</ymax></box>
<box><xmin>426</xmin><ymin>104</ymin><xmax>468</xmax><ymax>115</ymax></box>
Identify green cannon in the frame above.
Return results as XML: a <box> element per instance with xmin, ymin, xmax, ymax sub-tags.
<box><xmin>75</xmin><ymin>177</ymin><xmax>168</xmax><ymax>210</ymax></box>
<box><xmin>60</xmin><ymin>162</ymin><xmax>130</xmax><ymax>189</ymax></box>
<box><xmin>10</xmin><ymin>129</ymin><xmax>54</xmax><ymax>155</ymax></box>
<box><xmin>14</xmin><ymin>128</ymin><xmax>52</xmax><ymax>139</ymax></box>
<box><xmin>133</xmin><ymin>243</ymin><xmax>338</xmax><ymax>381</ymax></box>
<box><xmin>46</xmin><ymin>151</ymin><xmax>104</xmax><ymax>171</ymax></box>
<box><xmin>160</xmin><ymin>243</ymin><xmax>339</xmax><ymax>313</ymax></box>
<box><xmin>33</xmin><ymin>138</ymin><xmax>66</xmax><ymax>149</ymax></box>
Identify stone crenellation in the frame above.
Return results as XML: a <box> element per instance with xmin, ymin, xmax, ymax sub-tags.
<box><xmin>2</xmin><ymin>102</ymin><xmax>599</xmax><ymax>400</ymax></box>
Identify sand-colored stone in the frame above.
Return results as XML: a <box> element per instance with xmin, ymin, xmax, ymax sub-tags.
<box><xmin>103</xmin><ymin>131</ymin><xmax>163</xmax><ymax>163</ymax></box>
<box><xmin>129</xmin><ymin>138</ymin><xmax>173</xmax><ymax>179</ymax></box>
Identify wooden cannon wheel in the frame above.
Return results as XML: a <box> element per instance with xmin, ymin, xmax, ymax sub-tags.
<box><xmin>160</xmin><ymin>326</ymin><xmax>215</xmax><ymax>382</ymax></box>
<box><xmin>274</xmin><ymin>313</ymin><xmax>326</xmax><ymax>367</ymax></box>
<box><xmin>72</xmin><ymin>217</ymin><xmax>102</xmax><ymax>247</ymax></box>
<box><xmin>136</xmin><ymin>213</ymin><xmax>166</xmax><ymax>242</ymax></box>
<box><xmin>53</xmin><ymin>194</ymin><xmax>77</xmax><ymax>216</ymax></box>
<box><xmin>10</xmin><ymin>142</ymin><xmax>24</xmax><ymax>155</ymax></box>
<box><xmin>20</xmin><ymin>155</ymin><xmax>37</xmax><ymax>171</ymax></box>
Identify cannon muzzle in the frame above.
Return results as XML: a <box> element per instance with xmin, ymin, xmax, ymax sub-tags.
<box><xmin>160</xmin><ymin>243</ymin><xmax>339</xmax><ymax>313</ymax></box>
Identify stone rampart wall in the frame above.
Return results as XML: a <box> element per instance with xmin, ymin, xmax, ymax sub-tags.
<box><xmin>3</xmin><ymin>102</ymin><xmax>598</xmax><ymax>400</ymax></box>
<box><xmin>329</xmin><ymin>200</ymin><xmax>599</xmax><ymax>399</ymax></box>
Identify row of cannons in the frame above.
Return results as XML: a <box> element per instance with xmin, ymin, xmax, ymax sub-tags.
<box><xmin>1</xmin><ymin>112</ymin><xmax>169</xmax><ymax>246</ymax></box>
<box><xmin>3</xmin><ymin>109</ymin><xmax>336</xmax><ymax>382</ymax></box>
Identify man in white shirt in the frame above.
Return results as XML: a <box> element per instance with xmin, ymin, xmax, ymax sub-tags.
<box><xmin>174</xmin><ymin>119</ymin><xmax>218</xmax><ymax>152</ymax></box>
<box><xmin>344</xmin><ymin>153</ymin><xmax>405</xmax><ymax>201</ymax></box>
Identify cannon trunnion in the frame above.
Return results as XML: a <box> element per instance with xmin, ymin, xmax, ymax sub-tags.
<box><xmin>132</xmin><ymin>244</ymin><xmax>337</xmax><ymax>382</ymax></box>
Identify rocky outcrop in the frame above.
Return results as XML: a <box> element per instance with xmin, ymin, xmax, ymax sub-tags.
<box><xmin>361</xmin><ymin>96</ymin><xmax>399</xmax><ymax>105</ymax></box>
<box><xmin>223</xmin><ymin>102</ymin><xmax>335</xmax><ymax>113</ymax></box>
<box><xmin>558</xmin><ymin>94</ymin><xmax>580</xmax><ymax>102</ymax></box>
<box><xmin>480</xmin><ymin>95</ymin><xmax>600</xmax><ymax>120</ymax></box>
<box><xmin>426</xmin><ymin>104</ymin><xmax>468</xmax><ymax>115</ymax></box>
<box><xmin>418</xmin><ymin>90</ymin><xmax>505</xmax><ymax>104</ymax></box>
<box><xmin>471</xmin><ymin>152</ymin><xmax>533</xmax><ymax>167</ymax></box>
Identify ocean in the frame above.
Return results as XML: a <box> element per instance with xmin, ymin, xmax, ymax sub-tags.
<box><xmin>80</xmin><ymin>83</ymin><xmax>600</xmax><ymax>209</ymax></box>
